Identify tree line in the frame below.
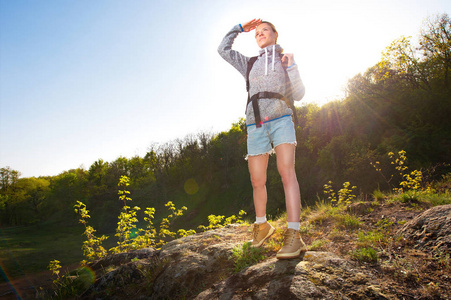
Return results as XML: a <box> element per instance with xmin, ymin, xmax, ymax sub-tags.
<box><xmin>1</xmin><ymin>14</ymin><xmax>450</xmax><ymax>231</ymax></box>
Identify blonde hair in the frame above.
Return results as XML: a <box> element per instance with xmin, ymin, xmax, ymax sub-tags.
<box><xmin>261</xmin><ymin>21</ymin><xmax>278</xmax><ymax>43</ymax></box>
<box><xmin>262</xmin><ymin>21</ymin><xmax>278</xmax><ymax>34</ymax></box>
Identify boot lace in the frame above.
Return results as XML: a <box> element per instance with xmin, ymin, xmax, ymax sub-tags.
<box><xmin>253</xmin><ymin>224</ymin><xmax>260</xmax><ymax>240</ymax></box>
<box><xmin>283</xmin><ymin>229</ymin><xmax>295</xmax><ymax>246</ymax></box>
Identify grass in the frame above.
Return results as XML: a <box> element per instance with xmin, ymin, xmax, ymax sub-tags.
<box><xmin>372</xmin><ymin>189</ymin><xmax>385</xmax><ymax>201</ymax></box>
<box><xmin>356</xmin><ymin>230</ymin><xmax>385</xmax><ymax>247</ymax></box>
<box><xmin>307</xmin><ymin>199</ymin><xmax>362</xmax><ymax>230</ymax></box>
<box><xmin>420</xmin><ymin>192</ymin><xmax>451</xmax><ymax>206</ymax></box>
<box><xmin>299</xmin><ymin>222</ymin><xmax>313</xmax><ymax>234</ymax></box>
<box><xmin>385</xmin><ymin>189</ymin><xmax>451</xmax><ymax>207</ymax></box>
<box><xmin>308</xmin><ymin>201</ymin><xmax>338</xmax><ymax>225</ymax></box>
<box><xmin>308</xmin><ymin>239</ymin><xmax>329</xmax><ymax>251</ymax></box>
<box><xmin>0</xmin><ymin>224</ymin><xmax>85</xmax><ymax>281</ymax></box>
<box><xmin>335</xmin><ymin>214</ymin><xmax>362</xmax><ymax>229</ymax></box>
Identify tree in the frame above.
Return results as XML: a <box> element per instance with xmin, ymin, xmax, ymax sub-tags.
<box><xmin>18</xmin><ymin>177</ymin><xmax>50</xmax><ymax>222</ymax></box>
<box><xmin>380</xmin><ymin>36</ymin><xmax>431</xmax><ymax>91</ymax></box>
<box><xmin>0</xmin><ymin>167</ymin><xmax>22</xmax><ymax>225</ymax></box>
<box><xmin>0</xmin><ymin>167</ymin><xmax>20</xmax><ymax>194</ymax></box>
<box><xmin>88</xmin><ymin>159</ymin><xmax>108</xmax><ymax>187</ymax></box>
<box><xmin>103</xmin><ymin>156</ymin><xmax>129</xmax><ymax>188</ymax></box>
<box><xmin>45</xmin><ymin>169</ymin><xmax>89</xmax><ymax>223</ymax></box>
<box><xmin>420</xmin><ymin>13</ymin><xmax>451</xmax><ymax>89</ymax></box>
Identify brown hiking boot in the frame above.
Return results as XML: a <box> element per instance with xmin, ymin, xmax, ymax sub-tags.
<box><xmin>276</xmin><ymin>228</ymin><xmax>307</xmax><ymax>259</ymax></box>
<box><xmin>251</xmin><ymin>222</ymin><xmax>275</xmax><ymax>247</ymax></box>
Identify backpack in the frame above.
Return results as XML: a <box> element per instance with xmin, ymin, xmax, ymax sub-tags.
<box><xmin>245</xmin><ymin>54</ymin><xmax>298</xmax><ymax>128</ymax></box>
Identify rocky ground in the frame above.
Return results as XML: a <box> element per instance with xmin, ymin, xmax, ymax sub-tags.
<box><xmin>3</xmin><ymin>201</ymin><xmax>451</xmax><ymax>299</ymax></box>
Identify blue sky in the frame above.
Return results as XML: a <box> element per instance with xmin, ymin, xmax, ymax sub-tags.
<box><xmin>1</xmin><ymin>0</ymin><xmax>450</xmax><ymax>178</ymax></box>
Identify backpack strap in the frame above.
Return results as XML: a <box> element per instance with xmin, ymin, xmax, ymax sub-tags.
<box><xmin>246</xmin><ymin>56</ymin><xmax>258</xmax><ymax>93</ymax></box>
<box><xmin>248</xmin><ymin>92</ymin><xmax>286</xmax><ymax>127</ymax></box>
<box><xmin>281</xmin><ymin>61</ymin><xmax>299</xmax><ymax>128</ymax></box>
<box><xmin>246</xmin><ymin>56</ymin><xmax>258</xmax><ymax>114</ymax></box>
<box><xmin>245</xmin><ymin>54</ymin><xmax>298</xmax><ymax>128</ymax></box>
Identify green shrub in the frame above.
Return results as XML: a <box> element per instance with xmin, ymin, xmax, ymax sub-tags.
<box><xmin>324</xmin><ymin>181</ymin><xmax>357</xmax><ymax>206</ymax></box>
<box><xmin>110</xmin><ymin>176</ymin><xmax>141</xmax><ymax>253</ymax></box>
<box><xmin>371</xmin><ymin>150</ymin><xmax>426</xmax><ymax>194</ymax></box>
<box><xmin>43</xmin><ymin>260</ymin><xmax>81</xmax><ymax>299</ymax></box>
<box><xmin>74</xmin><ymin>201</ymin><xmax>108</xmax><ymax>264</ymax></box>
<box><xmin>198</xmin><ymin>210</ymin><xmax>247</xmax><ymax>231</ymax></box>
<box><xmin>231</xmin><ymin>242</ymin><xmax>265</xmax><ymax>273</ymax></box>
<box><xmin>350</xmin><ymin>247</ymin><xmax>378</xmax><ymax>263</ymax></box>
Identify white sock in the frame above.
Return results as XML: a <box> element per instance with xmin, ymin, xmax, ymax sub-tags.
<box><xmin>288</xmin><ymin>222</ymin><xmax>300</xmax><ymax>230</ymax></box>
<box><xmin>255</xmin><ymin>215</ymin><xmax>267</xmax><ymax>224</ymax></box>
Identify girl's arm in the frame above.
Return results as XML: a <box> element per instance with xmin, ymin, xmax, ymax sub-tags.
<box><xmin>217</xmin><ymin>19</ymin><xmax>261</xmax><ymax>78</ymax></box>
<box><xmin>282</xmin><ymin>54</ymin><xmax>305</xmax><ymax>101</ymax></box>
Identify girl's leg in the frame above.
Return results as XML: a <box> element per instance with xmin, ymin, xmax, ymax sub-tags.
<box><xmin>248</xmin><ymin>154</ymin><xmax>269</xmax><ymax>218</ymax></box>
<box><xmin>274</xmin><ymin>143</ymin><xmax>306</xmax><ymax>259</ymax></box>
<box><xmin>248</xmin><ymin>153</ymin><xmax>275</xmax><ymax>247</ymax></box>
<box><xmin>275</xmin><ymin>143</ymin><xmax>300</xmax><ymax>222</ymax></box>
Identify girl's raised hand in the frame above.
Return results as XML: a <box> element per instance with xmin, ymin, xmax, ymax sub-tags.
<box><xmin>281</xmin><ymin>53</ymin><xmax>295</xmax><ymax>67</ymax></box>
<box><xmin>242</xmin><ymin>18</ymin><xmax>262</xmax><ymax>32</ymax></box>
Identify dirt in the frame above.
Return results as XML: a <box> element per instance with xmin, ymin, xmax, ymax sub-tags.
<box><xmin>304</xmin><ymin>200</ymin><xmax>451</xmax><ymax>299</ymax></box>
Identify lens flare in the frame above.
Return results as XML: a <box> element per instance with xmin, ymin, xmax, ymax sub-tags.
<box><xmin>184</xmin><ymin>178</ymin><xmax>199</xmax><ymax>195</ymax></box>
<box><xmin>77</xmin><ymin>266</ymin><xmax>96</xmax><ymax>287</ymax></box>
<box><xmin>0</xmin><ymin>266</ymin><xmax>21</xmax><ymax>299</ymax></box>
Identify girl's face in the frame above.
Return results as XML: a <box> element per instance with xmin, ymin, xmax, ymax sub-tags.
<box><xmin>255</xmin><ymin>23</ymin><xmax>278</xmax><ymax>48</ymax></box>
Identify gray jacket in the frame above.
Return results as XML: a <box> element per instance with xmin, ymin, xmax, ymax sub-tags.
<box><xmin>218</xmin><ymin>24</ymin><xmax>305</xmax><ymax>126</ymax></box>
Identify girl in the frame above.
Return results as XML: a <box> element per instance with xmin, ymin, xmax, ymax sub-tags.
<box><xmin>218</xmin><ymin>19</ymin><xmax>307</xmax><ymax>259</ymax></box>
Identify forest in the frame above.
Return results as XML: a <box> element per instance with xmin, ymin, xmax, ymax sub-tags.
<box><xmin>1</xmin><ymin>14</ymin><xmax>450</xmax><ymax>235</ymax></box>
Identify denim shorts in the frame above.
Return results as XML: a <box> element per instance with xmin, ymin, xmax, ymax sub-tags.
<box><xmin>246</xmin><ymin>115</ymin><xmax>296</xmax><ymax>157</ymax></box>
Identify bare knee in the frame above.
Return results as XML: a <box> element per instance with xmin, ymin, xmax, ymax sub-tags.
<box><xmin>278</xmin><ymin>167</ymin><xmax>297</xmax><ymax>185</ymax></box>
<box><xmin>250</xmin><ymin>175</ymin><xmax>267</xmax><ymax>189</ymax></box>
